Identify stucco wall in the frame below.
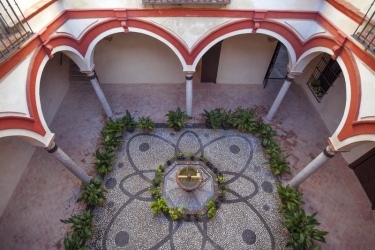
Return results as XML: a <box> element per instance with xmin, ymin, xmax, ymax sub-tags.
<box><xmin>0</xmin><ymin>137</ymin><xmax>36</xmax><ymax>217</ymax></box>
<box><xmin>342</xmin><ymin>142</ymin><xmax>375</xmax><ymax>164</ymax></box>
<box><xmin>217</xmin><ymin>34</ymin><xmax>277</xmax><ymax>84</ymax></box>
<box><xmin>40</xmin><ymin>52</ymin><xmax>71</xmax><ymax>125</ymax></box>
<box><xmin>94</xmin><ymin>33</ymin><xmax>185</xmax><ymax>84</ymax></box>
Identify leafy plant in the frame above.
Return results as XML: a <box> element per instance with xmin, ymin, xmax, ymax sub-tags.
<box><xmin>93</xmin><ymin>148</ymin><xmax>115</xmax><ymax>175</ymax></box>
<box><xmin>60</xmin><ymin>210</ymin><xmax>94</xmax><ymax>240</ymax></box>
<box><xmin>169</xmin><ymin>206</ymin><xmax>184</xmax><ymax>220</ymax></box>
<box><xmin>276</xmin><ymin>184</ymin><xmax>305</xmax><ymax>213</ymax></box>
<box><xmin>264</xmin><ymin>140</ymin><xmax>283</xmax><ymax>159</ymax></box>
<box><xmin>148</xmin><ymin>185</ymin><xmax>162</xmax><ymax>199</ymax></box>
<box><xmin>259</xmin><ymin>124</ymin><xmax>277</xmax><ymax>148</ymax></box>
<box><xmin>202</xmin><ymin>108</ymin><xmax>221</xmax><ymax>129</ymax></box>
<box><xmin>199</xmin><ymin>154</ymin><xmax>206</xmax><ymax>161</ymax></box>
<box><xmin>137</xmin><ymin>116</ymin><xmax>155</xmax><ymax>131</ymax></box>
<box><xmin>122</xmin><ymin>110</ymin><xmax>137</xmax><ymax>129</ymax></box>
<box><xmin>217</xmin><ymin>175</ymin><xmax>226</xmax><ymax>184</ymax></box>
<box><xmin>156</xmin><ymin>164</ymin><xmax>164</xmax><ymax>176</ymax></box>
<box><xmin>221</xmin><ymin>109</ymin><xmax>237</xmax><ymax>127</ymax></box>
<box><xmin>205</xmin><ymin>200</ymin><xmax>217</xmax><ymax>219</ymax></box>
<box><xmin>265</xmin><ymin>153</ymin><xmax>291</xmax><ymax>176</ymax></box>
<box><xmin>152</xmin><ymin>177</ymin><xmax>161</xmax><ymax>186</ymax></box>
<box><xmin>165</xmin><ymin>107</ymin><xmax>192</xmax><ymax>129</ymax></box>
<box><xmin>176</xmin><ymin>152</ymin><xmax>185</xmax><ymax>160</ymax></box>
<box><xmin>166</xmin><ymin>158</ymin><xmax>171</xmax><ymax>165</ymax></box>
<box><xmin>77</xmin><ymin>178</ymin><xmax>107</xmax><ymax>206</ymax></box>
<box><xmin>187</xmin><ymin>152</ymin><xmax>195</xmax><ymax>160</ymax></box>
<box><xmin>101</xmin><ymin>132</ymin><xmax>122</xmax><ymax>150</ymax></box>
<box><xmin>282</xmin><ymin>209</ymin><xmax>328</xmax><ymax>249</ymax></box>
<box><xmin>102</xmin><ymin>118</ymin><xmax>125</xmax><ymax>136</ymax></box>
<box><xmin>150</xmin><ymin>198</ymin><xmax>169</xmax><ymax>214</ymax></box>
<box><xmin>233</xmin><ymin>108</ymin><xmax>260</xmax><ymax>133</ymax></box>
<box><xmin>63</xmin><ymin>232</ymin><xmax>86</xmax><ymax>250</ymax></box>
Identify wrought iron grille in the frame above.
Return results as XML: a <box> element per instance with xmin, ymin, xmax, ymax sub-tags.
<box><xmin>0</xmin><ymin>0</ymin><xmax>33</xmax><ymax>61</ymax></box>
<box><xmin>352</xmin><ymin>0</ymin><xmax>375</xmax><ymax>55</ymax></box>
<box><xmin>143</xmin><ymin>0</ymin><xmax>230</xmax><ymax>4</ymax></box>
<box><xmin>307</xmin><ymin>54</ymin><xmax>342</xmax><ymax>102</ymax></box>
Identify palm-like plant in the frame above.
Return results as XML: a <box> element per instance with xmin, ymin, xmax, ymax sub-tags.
<box><xmin>93</xmin><ymin>148</ymin><xmax>116</xmax><ymax>175</ymax></box>
<box><xmin>101</xmin><ymin>131</ymin><xmax>122</xmax><ymax>150</ymax></box>
<box><xmin>165</xmin><ymin>107</ymin><xmax>192</xmax><ymax>130</ymax></box>
<box><xmin>259</xmin><ymin>124</ymin><xmax>277</xmax><ymax>148</ymax></box>
<box><xmin>220</xmin><ymin>109</ymin><xmax>237</xmax><ymax>129</ymax></box>
<box><xmin>265</xmin><ymin>153</ymin><xmax>291</xmax><ymax>176</ymax></box>
<box><xmin>276</xmin><ymin>184</ymin><xmax>305</xmax><ymax>213</ymax></box>
<box><xmin>122</xmin><ymin>110</ymin><xmax>137</xmax><ymax>130</ymax></box>
<box><xmin>63</xmin><ymin>232</ymin><xmax>86</xmax><ymax>250</ymax></box>
<box><xmin>61</xmin><ymin>210</ymin><xmax>94</xmax><ymax>240</ymax></box>
<box><xmin>137</xmin><ymin>116</ymin><xmax>155</xmax><ymax>132</ymax></box>
<box><xmin>233</xmin><ymin>108</ymin><xmax>260</xmax><ymax>133</ymax></box>
<box><xmin>282</xmin><ymin>209</ymin><xmax>328</xmax><ymax>250</ymax></box>
<box><xmin>77</xmin><ymin>178</ymin><xmax>107</xmax><ymax>206</ymax></box>
<box><xmin>102</xmin><ymin>118</ymin><xmax>125</xmax><ymax>136</ymax></box>
<box><xmin>202</xmin><ymin>108</ymin><xmax>221</xmax><ymax>129</ymax></box>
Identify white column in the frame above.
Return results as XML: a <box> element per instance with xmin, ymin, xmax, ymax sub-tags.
<box><xmin>86</xmin><ymin>71</ymin><xmax>113</xmax><ymax>118</ymax></box>
<box><xmin>46</xmin><ymin>142</ymin><xmax>90</xmax><ymax>183</ymax></box>
<box><xmin>264</xmin><ymin>73</ymin><xmax>296</xmax><ymax>123</ymax></box>
<box><xmin>185</xmin><ymin>73</ymin><xmax>193</xmax><ymax>117</ymax></box>
<box><xmin>289</xmin><ymin>146</ymin><xmax>336</xmax><ymax>188</ymax></box>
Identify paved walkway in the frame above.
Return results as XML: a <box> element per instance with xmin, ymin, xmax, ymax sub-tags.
<box><xmin>0</xmin><ymin>81</ymin><xmax>374</xmax><ymax>249</ymax></box>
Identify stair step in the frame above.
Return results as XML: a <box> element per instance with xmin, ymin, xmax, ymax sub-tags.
<box><xmin>69</xmin><ymin>59</ymin><xmax>90</xmax><ymax>84</ymax></box>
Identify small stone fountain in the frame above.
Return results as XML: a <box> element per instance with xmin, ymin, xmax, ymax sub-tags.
<box><xmin>176</xmin><ymin>166</ymin><xmax>203</xmax><ymax>192</ymax></box>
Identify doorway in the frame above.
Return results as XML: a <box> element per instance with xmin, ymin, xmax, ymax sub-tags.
<box><xmin>201</xmin><ymin>41</ymin><xmax>223</xmax><ymax>83</ymax></box>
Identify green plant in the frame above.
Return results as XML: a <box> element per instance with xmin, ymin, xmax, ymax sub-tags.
<box><xmin>122</xmin><ymin>110</ymin><xmax>137</xmax><ymax>128</ymax></box>
<box><xmin>205</xmin><ymin>200</ymin><xmax>217</xmax><ymax>219</ymax></box>
<box><xmin>169</xmin><ymin>206</ymin><xmax>184</xmax><ymax>220</ymax></box>
<box><xmin>233</xmin><ymin>108</ymin><xmax>260</xmax><ymax>133</ymax></box>
<box><xmin>102</xmin><ymin>118</ymin><xmax>125</xmax><ymax>136</ymax></box>
<box><xmin>187</xmin><ymin>152</ymin><xmax>195</xmax><ymax>160</ymax></box>
<box><xmin>165</xmin><ymin>107</ymin><xmax>192</xmax><ymax>129</ymax></box>
<box><xmin>259</xmin><ymin>124</ymin><xmax>277</xmax><ymax>148</ymax></box>
<box><xmin>148</xmin><ymin>185</ymin><xmax>162</xmax><ymax>199</ymax></box>
<box><xmin>218</xmin><ymin>189</ymin><xmax>227</xmax><ymax>197</ymax></box>
<box><xmin>216</xmin><ymin>175</ymin><xmax>226</xmax><ymax>184</ymax></box>
<box><xmin>166</xmin><ymin>158</ymin><xmax>171</xmax><ymax>165</ymax></box>
<box><xmin>93</xmin><ymin>148</ymin><xmax>115</xmax><ymax>175</ymax></box>
<box><xmin>150</xmin><ymin>198</ymin><xmax>169</xmax><ymax>214</ymax></box>
<box><xmin>60</xmin><ymin>210</ymin><xmax>94</xmax><ymax>240</ymax></box>
<box><xmin>282</xmin><ymin>209</ymin><xmax>328</xmax><ymax>250</ymax></box>
<box><xmin>199</xmin><ymin>154</ymin><xmax>206</xmax><ymax>161</ymax></box>
<box><xmin>77</xmin><ymin>178</ymin><xmax>107</xmax><ymax>206</ymax></box>
<box><xmin>137</xmin><ymin>116</ymin><xmax>155</xmax><ymax>131</ymax></box>
<box><xmin>308</xmin><ymin>77</ymin><xmax>325</xmax><ymax>99</ymax></box>
<box><xmin>176</xmin><ymin>152</ymin><xmax>185</xmax><ymax>160</ymax></box>
<box><xmin>265</xmin><ymin>153</ymin><xmax>291</xmax><ymax>176</ymax></box>
<box><xmin>202</xmin><ymin>108</ymin><xmax>221</xmax><ymax>129</ymax></box>
<box><xmin>63</xmin><ymin>232</ymin><xmax>86</xmax><ymax>250</ymax></box>
<box><xmin>276</xmin><ymin>184</ymin><xmax>305</xmax><ymax>213</ymax></box>
<box><xmin>152</xmin><ymin>177</ymin><xmax>161</xmax><ymax>186</ymax></box>
<box><xmin>264</xmin><ymin>141</ymin><xmax>283</xmax><ymax>159</ymax></box>
<box><xmin>221</xmin><ymin>109</ymin><xmax>237</xmax><ymax>127</ymax></box>
<box><xmin>156</xmin><ymin>164</ymin><xmax>164</xmax><ymax>177</ymax></box>
<box><xmin>101</xmin><ymin>132</ymin><xmax>122</xmax><ymax>150</ymax></box>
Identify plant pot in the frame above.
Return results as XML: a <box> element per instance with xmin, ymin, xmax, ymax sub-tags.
<box><xmin>220</xmin><ymin>184</ymin><xmax>226</xmax><ymax>190</ymax></box>
<box><xmin>190</xmin><ymin>156</ymin><xmax>195</xmax><ymax>161</ymax></box>
<box><xmin>126</xmin><ymin>126</ymin><xmax>135</xmax><ymax>133</ymax></box>
<box><xmin>185</xmin><ymin>214</ymin><xmax>192</xmax><ymax>221</ymax></box>
<box><xmin>167</xmin><ymin>160</ymin><xmax>171</xmax><ymax>166</ymax></box>
<box><xmin>214</xmin><ymin>200</ymin><xmax>222</xmax><ymax>208</ymax></box>
<box><xmin>206</xmin><ymin>161</ymin><xmax>210</xmax><ymax>166</ymax></box>
<box><xmin>221</xmin><ymin>122</ymin><xmax>230</xmax><ymax>130</ymax></box>
<box><xmin>194</xmin><ymin>214</ymin><xmax>201</xmax><ymax>221</ymax></box>
<box><xmin>213</xmin><ymin>167</ymin><xmax>218</xmax><ymax>173</ymax></box>
<box><xmin>205</xmin><ymin>121</ymin><xmax>212</xmax><ymax>129</ymax></box>
<box><xmin>218</xmin><ymin>195</ymin><xmax>225</xmax><ymax>201</ymax></box>
<box><xmin>173</xmin><ymin>126</ymin><xmax>181</xmax><ymax>132</ymax></box>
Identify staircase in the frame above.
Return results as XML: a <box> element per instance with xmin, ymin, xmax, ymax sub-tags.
<box><xmin>69</xmin><ymin>59</ymin><xmax>90</xmax><ymax>84</ymax></box>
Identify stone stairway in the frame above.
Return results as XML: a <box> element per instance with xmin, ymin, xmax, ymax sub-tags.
<box><xmin>69</xmin><ymin>59</ymin><xmax>90</xmax><ymax>84</ymax></box>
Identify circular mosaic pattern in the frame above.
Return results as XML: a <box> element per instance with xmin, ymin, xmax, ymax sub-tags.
<box><xmin>115</xmin><ymin>231</ymin><xmax>129</xmax><ymax>247</ymax></box>
<box><xmin>139</xmin><ymin>143</ymin><xmax>150</xmax><ymax>152</ymax></box>
<box><xmin>261</xmin><ymin>181</ymin><xmax>273</xmax><ymax>193</ymax></box>
<box><xmin>242</xmin><ymin>229</ymin><xmax>257</xmax><ymax>245</ymax></box>
<box><xmin>105</xmin><ymin>178</ymin><xmax>117</xmax><ymax>189</ymax></box>
<box><xmin>87</xmin><ymin>129</ymin><xmax>287</xmax><ymax>250</ymax></box>
<box><xmin>229</xmin><ymin>144</ymin><xmax>240</xmax><ymax>154</ymax></box>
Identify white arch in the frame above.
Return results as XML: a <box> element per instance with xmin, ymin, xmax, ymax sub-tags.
<box><xmin>192</xmin><ymin>28</ymin><xmax>296</xmax><ymax>71</ymax></box>
<box><xmin>0</xmin><ymin>129</ymin><xmax>54</xmax><ymax>147</ymax></box>
<box><xmin>52</xmin><ymin>46</ymin><xmax>91</xmax><ymax>71</ymax></box>
<box><xmin>84</xmin><ymin>27</ymin><xmax>188</xmax><ymax>71</ymax></box>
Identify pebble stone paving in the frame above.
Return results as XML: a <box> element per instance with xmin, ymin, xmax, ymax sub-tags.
<box><xmin>87</xmin><ymin>127</ymin><xmax>289</xmax><ymax>250</ymax></box>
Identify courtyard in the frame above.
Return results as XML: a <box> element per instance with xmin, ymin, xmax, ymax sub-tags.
<box><xmin>0</xmin><ymin>80</ymin><xmax>374</xmax><ymax>249</ymax></box>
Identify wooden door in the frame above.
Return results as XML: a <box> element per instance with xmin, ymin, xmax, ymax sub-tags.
<box><xmin>349</xmin><ymin>147</ymin><xmax>375</xmax><ymax>209</ymax></box>
<box><xmin>201</xmin><ymin>41</ymin><xmax>222</xmax><ymax>83</ymax></box>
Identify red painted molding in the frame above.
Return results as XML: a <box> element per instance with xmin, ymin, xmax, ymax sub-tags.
<box><xmin>325</xmin><ymin>0</ymin><xmax>363</xmax><ymax>24</ymax></box>
<box><xmin>0</xmin><ymin>8</ymin><xmax>374</xmax><ymax>141</ymax></box>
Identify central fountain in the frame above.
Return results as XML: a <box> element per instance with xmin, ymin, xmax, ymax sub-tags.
<box><xmin>176</xmin><ymin>166</ymin><xmax>203</xmax><ymax>192</ymax></box>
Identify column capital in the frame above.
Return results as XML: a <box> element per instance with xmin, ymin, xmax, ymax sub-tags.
<box><xmin>45</xmin><ymin>141</ymin><xmax>58</xmax><ymax>153</ymax></box>
<box><xmin>323</xmin><ymin>146</ymin><xmax>336</xmax><ymax>158</ymax></box>
<box><xmin>80</xmin><ymin>65</ymin><xmax>96</xmax><ymax>76</ymax></box>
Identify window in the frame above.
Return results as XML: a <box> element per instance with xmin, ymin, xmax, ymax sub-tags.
<box><xmin>307</xmin><ymin>54</ymin><xmax>342</xmax><ymax>102</ymax></box>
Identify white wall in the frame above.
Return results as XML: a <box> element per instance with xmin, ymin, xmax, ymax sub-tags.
<box><xmin>94</xmin><ymin>33</ymin><xmax>185</xmax><ymax>84</ymax></box>
<box><xmin>217</xmin><ymin>34</ymin><xmax>277</xmax><ymax>84</ymax></box>
<box><xmin>343</xmin><ymin>142</ymin><xmax>375</xmax><ymax>164</ymax></box>
<box><xmin>40</xmin><ymin>52</ymin><xmax>71</xmax><ymax>125</ymax></box>
<box><xmin>0</xmin><ymin>137</ymin><xmax>36</xmax><ymax>217</ymax></box>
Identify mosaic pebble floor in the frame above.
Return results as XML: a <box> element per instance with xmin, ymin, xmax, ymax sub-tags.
<box><xmin>87</xmin><ymin>128</ymin><xmax>289</xmax><ymax>250</ymax></box>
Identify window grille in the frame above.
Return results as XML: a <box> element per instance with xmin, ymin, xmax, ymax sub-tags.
<box><xmin>352</xmin><ymin>0</ymin><xmax>375</xmax><ymax>55</ymax></box>
<box><xmin>306</xmin><ymin>54</ymin><xmax>342</xmax><ymax>102</ymax></box>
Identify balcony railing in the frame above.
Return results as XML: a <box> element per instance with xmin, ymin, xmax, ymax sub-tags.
<box><xmin>143</xmin><ymin>0</ymin><xmax>230</xmax><ymax>4</ymax></box>
<box><xmin>352</xmin><ymin>0</ymin><xmax>375</xmax><ymax>55</ymax></box>
<box><xmin>0</xmin><ymin>0</ymin><xmax>33</xmax><ymax>61</ymax></box>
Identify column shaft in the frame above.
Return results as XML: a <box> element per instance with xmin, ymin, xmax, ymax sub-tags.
<box><xmin>47</xmin><ymin>143</ymin><xmax>90</xmax><ymax>183</ymax></box>
<box><xmin>186</xmin><ymin>74</ymin><xmax>193</xmax><ymax>117</ymax></box>
<box><xmin>88</xmin><ymin>73</ymin><xmax>113</xmax><ymax>118</ymax></box>
<box><xmin>289</xmin><ymin>146</ymin><xmax>335</xmax><ymax>187</ymax></box>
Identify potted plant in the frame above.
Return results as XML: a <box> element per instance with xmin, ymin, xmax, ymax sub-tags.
<box><xmin>137</xmin><ymin>116</ymin><xmax>155</xmax><ymax>132</ymax></box>
<box><xmin>202</xmin><ymin>108</ymin><xmax>221</xmax><ymax>129</ymax></box>
<box><xmin>218</xmin><ymin>189</ymin><xmax>227</xmax><ymax>201</ymax></box>
<box><xmin>77</xmin><ymin>178</ymin><xmax>107</xmax><ymax>206</ymax></box>
<box><xmin>165</xmin><ymin>107</ymin><xmax>192</xmax><ymax>132</ymax></box>
<box><xmin>122</xmin><ymin>110</ymin><xmax>137</xmax><ymax>133</ymax></box>
<box><xmin>221</xmin><ymin>109</ymin><xmax>237</xmax><ymax>130</ymax></box>
<box><xmin>187</xmin><ymin>152</ymin><xmax>195</xmax><ymax>161</ymax></box>
<box><xmin>166</xmin><ymin>158</ymin><xmax>172</xmax><ymax>165</ymax></box>
<box><xmin>259</xmin><ymin>124</ymin><xmax>277</xmax><ymax>148</ymax></box>
<box><xmin>233</xmin><ymin>108</ymin><xmax>260</xmax><ymax>133</ymax></box>
<box><xmin>176</xmin><ymin>152</ymin><xmax>185</xmax><ymax>160</ymax></box>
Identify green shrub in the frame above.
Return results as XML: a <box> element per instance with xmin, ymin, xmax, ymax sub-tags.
<box><xmin>265</xmin><ymin>153</ymin><xmax>291</xmax><ymax>176</ymax></box>
<box><xmin>282</xmin><ymin>209</ymin><xmax>328</xmax><ymax>249</ymax></box>
<box><xmin>216</xmin><ymin>175</ymin><xmax>226</xmax><ymax>184</ymax></box>
<box><xmin>137</xmin><ymin>116</ymin><xmax>155</xmax><ymax>131</ymax></box>
<box><xmin>122</xmin><ymin>110</ymin><xmax>137</xmax><ymax>129</ymax></box>
<box><xmin>276</xmin><ymin>184</ymin><xmax>304</xmax><ymax>213</ymax></box>
<box><xmin>233</xmin><ymin>108</ymin><xmax>260</xmax><ymax>133</ymax></box>
<box><xmin>165</xmin><ymin>107</ymin><xmax>191</xmax><ymax>129</ymax></box>
<box><xmin>148</xmin><ymin>185</ymin><xmax>162</xmax><ymax>199</ymax></box>
<box><xmin>101</xmin><ymin>132</ymin><xmax>122</xmax><ymax>150</ymax></box>
<box><xmin>93</xmin><ymin>148</ymin><xmax>115</xmax><ymax>175</ymax></box>
<box><xmin>150</xmin><ymin>198</ymin><xmax>169</xmax><ymax>214</ymax></box>
<box><xmin>63</xmin><ymin>232</ymin><xmax>86</xmax><ymax>250</ymax></box>
<box><xmin>205</xmin><ymin>200</ymin><xmax>217</xmax><ymax>219</ymax></box>
<box><xmin>61</xmin><ymin>210</ymin><xmax>94</xmax><ymax>240</ymax></box>
<box><xmin>102</xmin><ymin>118</ymin><xmax>125</xmax><ymax>136</ymax></box>
<box><xmin>221</xmin><ymin>109</ymin><xmax>237</xmax><ymax>127</ymax></box>
<box><xmin>259</xmin><ymin>124</ymin><xmax>277</xmax><ymax>148</ymax></box>
<box><xmin>202</xmin><ymin>108</ymin><xmax>221</xmax><ymax>129</ymax></box>
<box><xmin>169</xmin><ymin>206</ymin><xmax>184</xmax><ymax>220</ymax></box>
<box><xmin>77</xmin><ymin>178</ymin><xmax>107</xmax><ymax>206</ymax></box>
